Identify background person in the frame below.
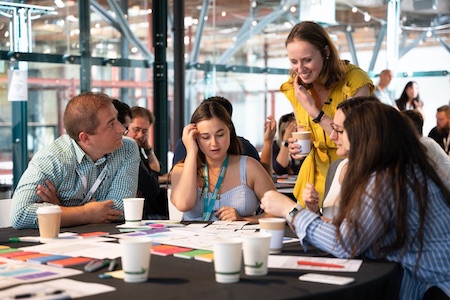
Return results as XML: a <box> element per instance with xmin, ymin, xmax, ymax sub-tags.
<box><xmin>372</xmin><ymin>69</ymin><xmax>394</xmax><ymax>106</ymax></box>
<box><xmin>126</xmin><ymin>106</ymin><xmax>168</xmax><ymax>219</ymax></box>
<box><xmin>261</xmin><ymin>102</ymin><xmax>450</xmax><ymax>300</ymax></box>
<box><xmin>279</xmin><ymin>21</ymin><xmax>374</xmax><ymax>206</ymax></box>
<box><xmin>272</xmin><ymin>112</ymin><xmax>301</xmax><ymax>175</ymax></box>
<box><xmin>170</xmin><ymin>101</ymin><xmax>276</xmax><ymax>223</ymax></box>
<box><xmin>10</xmin><ymin>92</ymin><xmax>140</xmax><ymax>229</ymax></box>
<box><xmin>402</xmin><ymin>109</ymin><xmax>450</xmax><ymax>187</ymax></box>
<box><xmin>395</xmin><ymin>81</ymin><xmax>425</xmax><ymax>118</ymax></box>
<box><xmin>427</xmin><ymin>105</ymin><xmax>450</xmax><ymax>155</ymax></box>
<box><xmin>112</xmin><ymin>99</ymin><xmax>132</xmax><ymax>129</ymax></box>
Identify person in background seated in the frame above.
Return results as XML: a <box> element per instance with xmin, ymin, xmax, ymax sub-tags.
<box><xmin>112</xmin><ymin>99</ymin><xmax>132</xmax><ymax>129</ymax></box>
<box><xmin>280</xmin><ymin>21</ymin><xmax>374</xmax><ymax>205</ymax></box>
<box><xmin>272</xmin><ymin>112</ymin><xmax>301</xmax><ymax>175</ymax></box>
<box><xmin>126</xmin><ymin>106</ymin><xmax>168</xmax><ymax>219</ymax></box>
<box><xmin>170</xmin><ymin>101</ymin><xmax>276</xmax><ymax>223</ymax></box>
<box><xmin>427</xmin><ymin>105</ymin><xmax>450</xmax><ymax>155</ymax></box>
<box><xmin>261</xmin><ymin>102</ymin><xmax>450</xmax><ymax>300</ymax></box>
<box><xmin>402</xmin><ymin>109</ymin><xmax>450</xmax><ymax>187</ymax></box>
<box><xmin>172</xmin><ymin>96</ymin><xmax>263</xmax><ymax>171</ymax></box>
<box><xmin>372</xmin><ymin>69</ymin><xmax>394</xmax><ymax>106</ymax></box>
<box><xmin>260</xmin><ymin>115</ymin><xmax>277</xmax><ymax>176</ymax></box>
<box><xmin>395</xmin><ymin>81</ymin><xmax>425</xmax><ymax>119</ymax></box>
<box><xmin>11</xmin><ymin>92</ymin><xmax>140</xmax><ymax>229</ymax></box>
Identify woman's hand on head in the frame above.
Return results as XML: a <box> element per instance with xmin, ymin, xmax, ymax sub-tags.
<box><xmin>182</xmin><ymin>123</ymin><xmax>199</xmax><ymax>154</ymax></box>
<box><xmin>283</xmin><ymin>121</ymin><xmax>297</xmax><ymax>141</ymax></box>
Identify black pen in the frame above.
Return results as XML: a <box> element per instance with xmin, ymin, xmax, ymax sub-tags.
<box><xmin>84</xmin><ymin>259</ymin><xmax>110</xmax><ymax>272</ymax></box>
<box><xmin>13</xmin><ymin>290</ymin><xmax>68</xmax><ymax>299</ymax></box>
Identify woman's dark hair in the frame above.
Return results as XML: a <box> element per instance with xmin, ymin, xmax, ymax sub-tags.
<box><xmin>190</xmin><ymin>100</ymin><xmax>242</xmax><ymax>165</ymax></box>
<box><xmin>395</xmin><ymin>81</ymin><xmax>421</xmax><ymax>111</ymax></box>
<box><xmin>112</xmin><ymin>99</ymin><xmax>131</xmax><ymax>125</ymax></box>
<box><xmin>335</xmin><ymin>102</ymin><xmax>450</xmax><ymax>270</ymax></box>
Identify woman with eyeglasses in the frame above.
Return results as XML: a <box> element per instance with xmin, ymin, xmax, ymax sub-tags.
<box><xmin>280</xmin><ymin>21</ymin><xmax>374</xmax><ymax>208</ymax></box>
<box><xmin>272</xmin><ymin>112</ymin><xmax>302</xmax><ymax>175</ymax></box>
<box><xmin>302</xmin><ymin>97</ymin><xmax>378</xmax><ymax>217</ymax></box>
<box><xmin>261</xmin><ymin>101</ymin><xmax>450</xmax><ymax>300</ymax></box>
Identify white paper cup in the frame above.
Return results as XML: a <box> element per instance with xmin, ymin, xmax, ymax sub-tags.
<box><xmin>292</xmin><ymin>131</ymin><xmax>311</xmax><ymax>155</ymax></box>
<box><xmin>242</xmin><ymin>232</ymin><xmax>272</xmax><ymax>276</ymax></box>
<box><xmin>36</xmin><ymin>206</ymin><xmax>62</xmax><ymax>239</ymax></box>
<box><xmin>259</xmin><ymin>218</ymin><xmax>286</xmax><ymax>254</ymax></box>
<box><xmin>213</xmin><ymin>238</ymin><xmax>243</xmax><ymax>283</ymax></box>
<box><xmin>120</xmin><ymin>238</ymin><xmax>152</xmax><ymax>283</ymax></box>
<box><xmin>123</xmin><ymin>198</ymin><xmax>145</xmax><ymax>225</ymax></box>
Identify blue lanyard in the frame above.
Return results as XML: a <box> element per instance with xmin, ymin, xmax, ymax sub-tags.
<box><xmin>202</xmin><ymin>155</ymin><xmax>229</xmax><ymax>221</ymax></box>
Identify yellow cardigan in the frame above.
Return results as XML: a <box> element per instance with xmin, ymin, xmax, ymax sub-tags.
<box><xmin>279</xmin><ymin>63</ymin><xmax>374</xmax><ymax>207</ymax></box>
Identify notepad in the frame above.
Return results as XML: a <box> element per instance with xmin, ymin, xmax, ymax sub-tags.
<box><xmin>151</xmin><ymin>244</ymin><xmax>192</xmax><ymax>256</ymax></box>
<box><xmin>0</xmin><ymin>251</ymin><xmax>38</xmax><ymax>259</ymax></box>
<box><xmin>173</xmin><ymin>249</ymin><xmax>213</xmax><ymax>260</ymax></box>
<box><xmin>0</xmin><ymin>248</ymin><xmax>20</xmax><ymax>255</ymax></box>
<box><xmin>11</xmin><ymin>253</ymin><xmax>50</xmax><ymax>261</ymax></box>
<box><xmin>194</xmin><ymin>252</ymin><xmax>214</xmax><ymax>263</ymax></box>
<box><xmin>78</xmin><ymin>231</ymin><xmax>109</xmax><ymax>238</ymax></box>
<box><xmin>27</xmin><ymin>254</ymin><xmax>72</xmax><ymax>264</ymax></box>
<box><xmin>47</xmin><ymin>257</ymin><xmax>93</xmax><ymax>268</ymax></box>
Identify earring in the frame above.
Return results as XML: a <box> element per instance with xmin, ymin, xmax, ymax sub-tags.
<box><xmin>326</xmin><ymin>56</ymin><xmax>330</xmax><ymax>60</ymax></box>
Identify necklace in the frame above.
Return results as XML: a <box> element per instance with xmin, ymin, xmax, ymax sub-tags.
<box><xmin>202</xmin><ymin>155</ymin><xmax>229</xmax><ymax>221</ymax></box>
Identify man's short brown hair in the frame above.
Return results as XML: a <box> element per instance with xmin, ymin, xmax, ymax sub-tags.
<box><xmin>64</xmin><ymin>92</ymin><xmax>113</xmax><ymax>140</ymax></box>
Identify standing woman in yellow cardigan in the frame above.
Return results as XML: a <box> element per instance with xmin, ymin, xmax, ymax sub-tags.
<box><xmin>280</xmin><ymin>21</ymin><xmax>374</xmax><ymax>208</ymax></box>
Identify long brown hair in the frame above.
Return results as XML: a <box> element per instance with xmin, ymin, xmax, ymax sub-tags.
<box><xmin>285</xmin><ymin>21</ymin><xmax>347</xmax><ymax>90</ymax></box>
<box><xmin>335</xmin><ymin>102</ymin><xmax>450</xmax><ymax>262</ymax></box>
<box><xmin>190</xmin><ymin>100</ymin><xmax>242</xmax><ymax>165</ymax></box>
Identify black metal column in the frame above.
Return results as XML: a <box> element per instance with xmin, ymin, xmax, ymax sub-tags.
<box><xmin>119</xmin><ymin>0</ymin><xmax>130</xmax><ymax>103</ymax></box>
<box><xmin>153</xmin><ymin>0</ymin><xmax>168</xmax><ymax>173</ymax></box>
<box><xmin>79</xmin><ymin>0</ymin><xmax>91</xmax><ymax>92</ymax></box>
<box><xmin>173</xmin><ymin>0</ymin><xmax>185</xmax><ymax>142</ymax></box>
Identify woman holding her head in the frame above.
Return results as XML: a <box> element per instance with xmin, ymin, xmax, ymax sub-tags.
<box><xmin>280</xmin><ymin>21</ymin><xmax>374</xmax><ymax>207</ymax></box>
<box><xmin>170</xmin><ymin>101</ymin><xmax>276</xmax><ymax>223</ymax></box>
<box><xmin>272</xmin><ymin>112</ymin><xmax>301</xmax><ymax>175</ymax></box>
<box><xmin>261</xmin><ymin>102</ymin><xmax>450</xmax><ymax>300</ymax></box>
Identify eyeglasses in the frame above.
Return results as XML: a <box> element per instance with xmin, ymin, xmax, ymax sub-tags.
<box><xmin>128</xmin><ymin>127</ymin><xmax>149</xmax><ymax>135</ymax></box>
<box><xmin>330</xmin><ymin>123</ymin><xmax>344</xmax><ymax>135</ymax></box>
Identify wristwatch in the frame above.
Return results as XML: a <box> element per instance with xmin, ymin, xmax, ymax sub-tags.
<box><xmin>312</xmin><ymin>110</ymin><xmax>325</xmax><ymax>123</ymax></box>
<box><xmin>282</xmin><ymin>140</ymin><xmax>289</xmax><ymax>148</ymax></box>
<box><xmin>286</xmin><ymin>204</ymin><xmax>302</xmax><ymax>224</ymax></box>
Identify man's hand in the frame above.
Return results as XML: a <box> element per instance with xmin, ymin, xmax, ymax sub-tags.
<box><xmin>37</xmin><ymin>180</ymin><xmax>61</xmax><ymax>205</ymax></box>
<box><xmin>82</xmin><ymin>199</ymin><xmax>123</xmax><ymax>224</ymax></box>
